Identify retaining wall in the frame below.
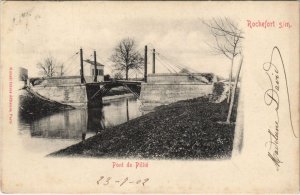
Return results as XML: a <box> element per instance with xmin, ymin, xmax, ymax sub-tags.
<box><xmin>140</xmin><ymin>73</ymin><xmax>215</xmax><ymax>109</ymax></box>
<box><xmin>31</xmin><ymin>84</ymin><xmax>88</xmax><ymax>108</ymax></box>
<box><xmin>37</xmin><ymin>76</ymin><xmax>82</xmax><ymax>86</ymax></box>
<box><xmin>147</xmin><ymin>73</ymin><xmax>217</xmax><ymax>84</ymax></box>
<box><xmin>35</xmin><ymin>75</ymin><xmax>104</xmax><ymax>86</ymax></box>
<box><xmin>31</xmin><ymin>76</ymin><xmax>104</xmax><ymax>108</ymax></box>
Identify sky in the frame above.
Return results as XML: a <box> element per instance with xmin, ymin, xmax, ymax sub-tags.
<box><xmin>5</xmin><ymin>2</ymin><xmax>242</xmax><ymax>78</ymax></box>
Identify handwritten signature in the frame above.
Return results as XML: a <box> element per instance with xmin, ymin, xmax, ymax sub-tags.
<box><xmin>263</xmin><ymin>46</ymin><xmax>297</xmax><ymax>171</ymax></box>
<box><xmin>96</xmin><ymin>176</ymin><xmax>149</xmax><ymax>187</ymax></box>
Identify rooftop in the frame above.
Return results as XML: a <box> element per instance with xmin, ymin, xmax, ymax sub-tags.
<box><xmin>83</xmin><ymin>59</ymin><xmax>105</xmax><ymax>66</ymax></box>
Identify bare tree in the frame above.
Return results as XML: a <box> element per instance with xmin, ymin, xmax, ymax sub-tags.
<box><xmin>226</xmin><ymin>56</ymin><xmax>243</xmax><ymax>123</ymax></box>
<box><xmin>110</xmin><ymin>38</ymin><xmax>144</xmax><ymax>80</ymax></box>
<box><xmin>37</xmin><ymin>56</ymin><xmax>62</xmax><ymax>77</ymax></box>
<box><xmin>203</xmin><ymin>18</ymin><xmax>244</xmax><ymax>103</ymax></box>
<box><xmin>231</xmin><ymin>57</ymin><xmax>244</xmax><ymax>157</ymax></box>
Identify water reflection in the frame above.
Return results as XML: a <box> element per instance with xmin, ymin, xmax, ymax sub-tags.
<box><xmin>19</xmin><ymin>97</ymin><xmax>142</xmax><ymax>142</ymax></box>
<box><xmin>30</xmin><ymin>108</ymin><xmax>88</xmax><ymax>139</ymax></box>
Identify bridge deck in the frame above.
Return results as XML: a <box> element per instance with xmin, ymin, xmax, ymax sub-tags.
<box><xmin>85</xmin><ymin>80</ymin><xmax>144</xmax><ymax>86</ymax></box>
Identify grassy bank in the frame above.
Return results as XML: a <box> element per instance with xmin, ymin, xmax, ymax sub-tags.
<box><xmin>50</xmin><ymin>96</ymin><xmax>238</xmax><ymax>159</ymax></box>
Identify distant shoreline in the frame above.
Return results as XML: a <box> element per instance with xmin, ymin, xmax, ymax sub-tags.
<box><xmin>103</xmin><ymin>93</ymin><xmax>135</xmax><ymax>102</ymax></box>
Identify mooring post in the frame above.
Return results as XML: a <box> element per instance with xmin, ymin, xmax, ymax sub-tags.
<box><xmin>60</xmin><ymin>65</ymin><xmax>64</xmax><ymax>76</ymax></box>
<box><xmin>152</xmin><ymin>49</ymin><xmax>155</xmax><ymax>74</ymax></box>
<box><xmin>144</xmin><ymin>45</ymin><xmax>148</xmax><ymax>82</ymax></box>
<box><xmin>126</xmin><ymin>99</ymin><xmax>129</xmax><ymax>122</ymax></box>
<box><xmin>80</xmin><ymin>48</ymin><xmax>85</xmax><ymax>84</ymax></box>
<box><xmin>94</xmin><ymin>50</ymin><xmax>97</xmax><ymax>82</ymax></box>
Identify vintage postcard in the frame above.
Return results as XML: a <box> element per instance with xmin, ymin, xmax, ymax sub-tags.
<box><xmin>0</xmin><ymin>1</ymin><xmax>299</xmax><ymax>194</ymax></box>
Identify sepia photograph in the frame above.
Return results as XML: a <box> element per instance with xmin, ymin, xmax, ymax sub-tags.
<box><xmin>1</xmin><ymin>1</ymin><xmax>298</xmax><ymax>194</ymax></box>
<box><xmin>17</xmin><ymin>10</ymin><xmax>244</xmax><ymax>159</ymax></box>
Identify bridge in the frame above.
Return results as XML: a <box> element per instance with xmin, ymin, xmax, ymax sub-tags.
<box><xmin>86</xmin><ymin>80</ymin><xmax>143</xmax><ymax>100</ymax></box>
<box><xmin>28</xmin><ymin>44</ymin><xmax>215</xmax><ymax>108</ymax></box>
<box><xmin>84</xmin><ymin>80</ymin><xmax>143</xmax><ymax>107</ymax></box>
<box><xmin>80</xmin><ymin>44</ymin><xmax>209</xmax><ymax>106</ymax></box>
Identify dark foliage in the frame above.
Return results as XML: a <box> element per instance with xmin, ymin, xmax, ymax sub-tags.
<box><xmin>200</xmin><ymin>73</ymin><xmax>215</xmax><ymax>83</ymax></box>
<box><xmin>19</xmin><ymin>89</ymin><xmax>73</xmax><ymax>122</ymax></box>
<box><xmin>104</xmin><ymin>74</ymin><xmax>111</xmax><ymax>81</ymax></box>
<box><xmin>29</xmin><ymin>77</ymin><xmax>44</xmax><ymax>86</ymax></box>
<box><xmin>213</xmin><ymin>82</ymin><xmax>225</xmax><ymax>97</ymax></box>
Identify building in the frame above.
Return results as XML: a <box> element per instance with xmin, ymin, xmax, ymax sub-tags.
<box><xmin>83</xmin><ymin>59</ymin><xmax>104</xmax><ymax>82</ymax></box>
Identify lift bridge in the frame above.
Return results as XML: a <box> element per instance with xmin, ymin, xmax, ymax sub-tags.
<box><xmin>27</xmin><ymin>44</ymin><xmax>213</xmax><ymax>109</ymax></box>
<box><xmin>86</xmin><ymin>80</ymin><xmax>142</xmax><ymax>100</ymax></box>
<box><xmin>59</xmin><ymin>45</ymin><xmax>204</xmax><ymax>107</ymax></box>
<box><xmin>78</xmin><ymin>46</ymin><xmax>149</xmax><ymax>107</ymax></box>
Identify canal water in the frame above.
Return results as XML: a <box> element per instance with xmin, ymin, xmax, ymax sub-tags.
<box><xmin>18</xmin><ymin>96</ymin><xmax>143</xmax><ymax>155</ymax></box>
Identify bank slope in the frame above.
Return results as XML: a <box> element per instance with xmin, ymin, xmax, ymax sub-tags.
<box><xmin>19</xmin><ymin>88</ymin><xmax>74</xmax><ymax>120</ymax></box>
<box><xmin>49</xmin><ymin>97</ymin><xmax>237</xmax><ymax>159</ymax></box>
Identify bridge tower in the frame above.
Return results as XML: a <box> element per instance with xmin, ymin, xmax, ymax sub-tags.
<box><xmin>152</xmin><ymin>49</ymin><xmax>155</xmax><ymax>74</ymax></box>
<box><xmin>94</xmin><ymin>50</ymin><xmax>97</xmax><ymax>82</ymax></box>
<box><xmin>144</xmin><ymin>45</ymin><xmax>148</xmax><ymax>82</ymax></box>
<box><xmin>80</xmin><ymin>48</ymin><xmax>86</xmax><ymax>84</ymax></box>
